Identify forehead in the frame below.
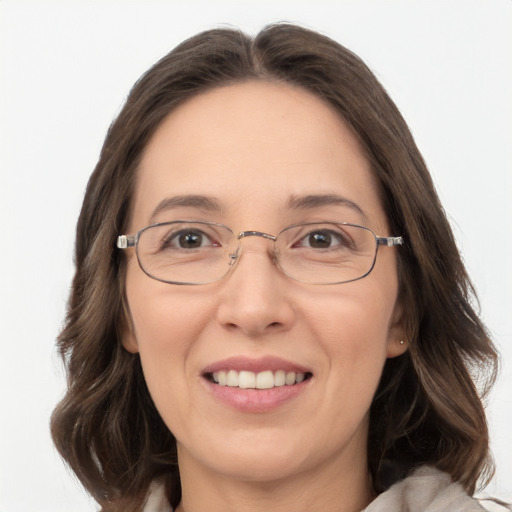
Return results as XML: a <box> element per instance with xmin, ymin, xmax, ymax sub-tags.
<box><xmin>131</xmin><ymin>80</ymin><xmax>386</xmax><ymax>231</ymax></box>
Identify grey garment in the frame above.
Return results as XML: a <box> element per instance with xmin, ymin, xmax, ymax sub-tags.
<box><xmin>143</xmin><ymin>479</ymin><xmax>172</xmax><ymax>512</ymax></box>
<box><xmin>143</xmin><ymin>466</ymin><xmax>486</xmax><ymax>512</ymax></box>
<box><xmin>364</xmin><ymin>466</ymin><xmax>485</xmax><ymax>512</ymax></box>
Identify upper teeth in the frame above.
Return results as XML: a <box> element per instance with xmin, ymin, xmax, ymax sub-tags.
<box><xmin>212</xmin><ymin>370</ymin><xmax>306</xmax><ymax>389</ymax></box>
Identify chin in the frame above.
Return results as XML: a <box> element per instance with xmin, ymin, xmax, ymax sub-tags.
<box><xmin>177</xmin><ymin>425</ymin><xmax>336</xmax><ymax>484</ymax></box>
<box><xmin>207</xmin><ymin>452</ymin><xmax>310</xmax><ymax>483</ymax></box>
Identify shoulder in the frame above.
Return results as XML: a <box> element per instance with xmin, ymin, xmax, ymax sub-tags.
<box><xmin>363</xmin><ymin>466</ymin><xmax>487</xmax><ymax>512</ymax></box>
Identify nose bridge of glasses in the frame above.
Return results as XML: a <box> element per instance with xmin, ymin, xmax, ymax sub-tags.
<box><xmin>230</xmin><ymin>230</ymin><xmax>278</xmax><ymax>263</ymax></box>
<box><xmin>237</xmin><ymin>231</ymin><xmax>277</xmax><ymax>242</ymax></box>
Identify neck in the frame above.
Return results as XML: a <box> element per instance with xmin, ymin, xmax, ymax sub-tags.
<box><xmin>175</xmin><ymin>445</ymin><xmax>374</xmax><ymax>512</ymax></box>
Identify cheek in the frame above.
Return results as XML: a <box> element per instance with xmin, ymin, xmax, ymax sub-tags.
<box><xmin>125</xmin><ymin>267</ymin><xmax>214</xmax><ymax>391</ymax></box>
<box><xmin>308</xmin><ymin>282</ymin><xmax>397</xmax><ymax>398</ymax></box>
<box><xmin>126</xmin><ymin>251</ymin><xmax>209</xmax><ymax>337</ymax></box>
<box><xmin>125</xmin><ymin>283</ymin><xmax>221</xmax><ymax>440</ymax></box>
<box><xmin>310</xmin><ymin>285</ymin><xmax>394</xmax><ymax>351</ymax></box>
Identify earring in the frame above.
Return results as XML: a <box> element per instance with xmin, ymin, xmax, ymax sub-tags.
<box><xmin>400</xmin><ymin>340</ymin><xmax>405</xmax><ymax>345</ymax></box>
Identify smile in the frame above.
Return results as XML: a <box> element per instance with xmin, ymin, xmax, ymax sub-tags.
<box><xmin>210</xmin><ymin>370</ymin><xmax>310</xmax><ymax>389</ymax></box>
<box><xmin>202</xmin><ymin>358</ymin><xmax>313</xmax><ymax>412</ymax></box>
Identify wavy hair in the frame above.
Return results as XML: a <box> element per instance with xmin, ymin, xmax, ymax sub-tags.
<box><xmin>51</xmin><ymin>23</ymin><xmax>498</xmax><ymax>511</ymax></box>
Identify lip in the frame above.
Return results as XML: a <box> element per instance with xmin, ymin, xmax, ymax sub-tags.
<box><xmin>201</xmin><ymin>356</ymin><xmax>312</xmax><ymax>413</ymax></box>
<box><xmin>202</xmin><ymin>355</ymin><xmax>311</xmax><ymax>374</ymax></box>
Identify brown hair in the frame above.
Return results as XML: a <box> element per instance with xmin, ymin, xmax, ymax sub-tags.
<box><xmin>51</xmin><ymin>23</ymin><xmax>498</xmax><ymax>511</ymax></box>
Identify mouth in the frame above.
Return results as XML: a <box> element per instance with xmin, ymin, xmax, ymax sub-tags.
<box><xmin>201</xmin><ymin>357</ymin><xmax>313</xmax><ymax>411</ymax></box>
<box><xmin>205</xmin><ymin>370</ymin><xmax>313</xmax><ymax>389</ymax></box>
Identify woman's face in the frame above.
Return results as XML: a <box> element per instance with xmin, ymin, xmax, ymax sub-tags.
<box><xmin>122</xmin><ymin>81</ymin><xmax>405</xmax><ymax>483</ymax></box>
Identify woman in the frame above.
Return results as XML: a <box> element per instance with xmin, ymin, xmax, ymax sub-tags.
<box><xmin>51</xmin><ymin>23</ymin><xmax>501</xmax><ymax>511</ymax></box>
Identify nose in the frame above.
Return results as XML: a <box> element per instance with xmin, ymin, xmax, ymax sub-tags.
<box><xmin>215</xmin><ymin>236</ymin><xmax>296</xmax><ymax>337</ymax></box>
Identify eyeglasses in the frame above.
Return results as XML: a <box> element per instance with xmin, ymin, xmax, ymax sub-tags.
<box><xmin>116</xmin><ymin>220</ymin><xmax>403</xmax><ymax>285</ymax></box>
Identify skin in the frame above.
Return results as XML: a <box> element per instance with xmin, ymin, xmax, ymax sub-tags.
<box><xmin>122</xmin><ymin>81</ymin><xmax>407</xmax><ymax>512</ymax></box>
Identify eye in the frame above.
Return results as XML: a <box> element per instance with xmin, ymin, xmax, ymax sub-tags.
<box><xmin>162</xmin><ymin>229</ymin><xmax>219</xmax><ymax>250</ymax></box>
<box><xmin>303</xmin><ymin>231</ymin><xmax>336</xmax><ymax>249</ymax></box>
<box><xmin>296</xmin><ymin>229</ymin><xmax>349</xmax><ymax>249</ymax></box>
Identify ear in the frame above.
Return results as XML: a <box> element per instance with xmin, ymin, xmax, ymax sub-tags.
<box><xmin>386</xmin><ymin>305</ymin><xmax>408</xmax><ymax>358</ymax></box>
<box><xmin>120</xmin><ymin>303</ymin><xmax>139</xmax><ymax>354</ymax></box>
<box><xmin>386</xmin><ymin>336</ymin><xmax>408</xmax><ymax>358</ymax></box>
<box><xmin>122</xmin><ymin>326</ymin><xmax>139</xmax><ymax>354</ymax></box>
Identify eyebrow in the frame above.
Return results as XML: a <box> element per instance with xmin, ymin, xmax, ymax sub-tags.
<box><xmin>149</xmin><ymin>194</ymin><xmax>223</xmax><ymax>223</ymax></box>
<box><xmin>286</xmin><ymin>194</ymin><xmax>366</xmax><ymax>219</ymax></box>
<box><xmin>149</xmin><ymin>193</ymin><xmax>366</xmax><ymax>223</ymax></box>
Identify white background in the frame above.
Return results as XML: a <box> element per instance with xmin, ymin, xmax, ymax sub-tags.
<box><xmin>1</xmin><ymin>1</ymin><xmax>511</xmax><ymax>510</ymax></box>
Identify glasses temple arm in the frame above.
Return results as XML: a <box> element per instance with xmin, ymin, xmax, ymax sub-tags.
<box><xmin>117</xmin><ymin>235</ymin><xmax>137</xmax><ymax>249</ymax></box>
<box><xmin>377</xmin><ymin>236</ymin><xmax>403</xmax><ymax>247</ymax></box>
